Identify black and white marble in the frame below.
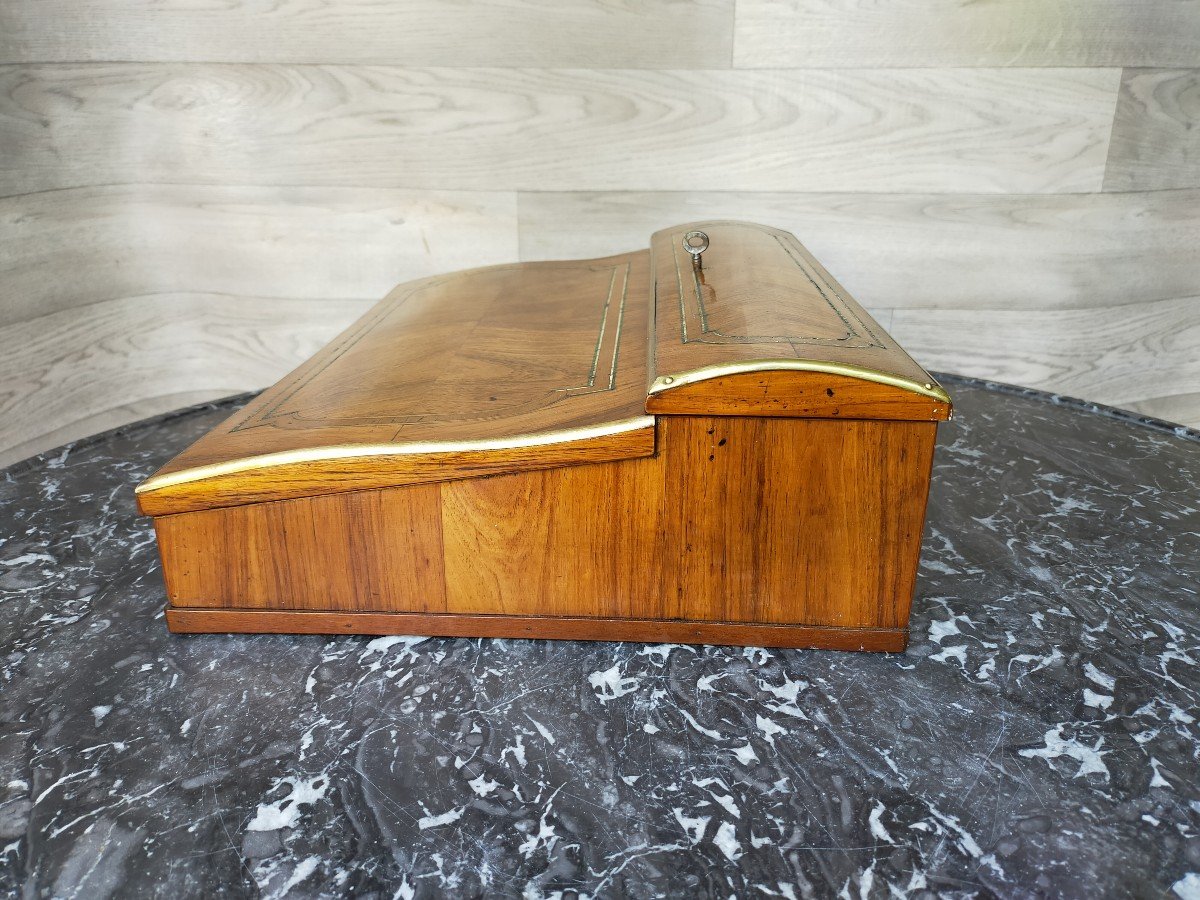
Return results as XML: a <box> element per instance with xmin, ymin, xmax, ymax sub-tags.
<box><xmin>1</xmin><ymin>376</ymin><xmax>1199</xmax><ymax>899</ymax></box>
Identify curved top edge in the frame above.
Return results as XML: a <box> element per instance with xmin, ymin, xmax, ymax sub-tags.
<box><xmin>648</xmin><ymin>359</ymin><xmax>953</xmax><ymax>405</ymax></box>
<box><xmin>135</xmin><ymin>414</ymin><xmax>655</xmax><ymax>496</ymax></box>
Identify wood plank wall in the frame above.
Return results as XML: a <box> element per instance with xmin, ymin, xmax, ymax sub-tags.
<box><xmin>1</xmin><ymin>1</ymin><xmax>1198</xmax><ymax>465</ymax></box>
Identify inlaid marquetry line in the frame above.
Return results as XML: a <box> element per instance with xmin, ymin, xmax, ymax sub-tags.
<box><xmin>558</xmin><ymin>263</ymin><xmax>629</xmax><ymax>396</ymax></box>
<box><xmin>231</xmin><ymin>261</ymin><xmax>632</xmax><ymax>433</ymax></box>
<box><xmin>769</xmin><ymin>233</ymin><xmax>886</xmax><ymax>351</ymax></box>
<box><xmin>669</xmin><ymin>225</ymin><xmax>885</xmax><ymax>352</ymax></box>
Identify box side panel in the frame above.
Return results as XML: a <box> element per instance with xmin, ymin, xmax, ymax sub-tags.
<box><xmin>873</xmin><ymin>420</ymin><xmax>938</xmax><ymax>629</ymax></box>
<box><xmin>659</xmin><ymin>416</ymin><xmax>935</xmax><ymax>629</ymax></box>
<box><xmin>440</xmin><ymin>455</ymin><xmax>667</xmax><ymax>620</ymax></box>
<box><xmin>663</xmin><ymin>415</ymin><xmax>936</xmax><ymax>628</ymax></box>
<box><xmin>154</xmin><ymin>483</ymin><xmax>447</xmax><ymax>612</ymax></box>
<box><xmin>154</xmin><ymin>417</ymin><xmax>937</xmax><ymax>634</ymax></box>
<box><xmin>440</xmin><ymin>416</ymin><xmax>937</xmax><ymax>629</ymax></box>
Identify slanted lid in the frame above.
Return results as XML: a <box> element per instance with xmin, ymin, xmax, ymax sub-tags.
<box><xmin>138</xmin><ymin>221</ymin><xmax>950</xmax><ymax>516</ymax></box>
<box><xmin>137</xmin><ymin>253</ymin><xmax>654</xmax><ymax>515</ymax></box>
<box><xmin>646</xmin><ymin>221</ymin><xmax>951</xmax><ymax>421</ymax></box>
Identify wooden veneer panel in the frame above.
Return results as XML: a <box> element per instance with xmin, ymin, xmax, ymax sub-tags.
<box><xmin>158</xmin><ymin>416</ymin><xmax>936</xmax><ymax>636</ymax></box>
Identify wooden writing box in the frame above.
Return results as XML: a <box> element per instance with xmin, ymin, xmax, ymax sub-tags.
<box><xmin>137</xmin><ymin>222</ymin><xmax>951</xmax><ymax>651</ymax></box>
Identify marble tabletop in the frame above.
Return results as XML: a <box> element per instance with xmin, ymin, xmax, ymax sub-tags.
<box><xmin>1</xmin><ymin>375</ymin><xmax>1198</xmax><ymax>899</ymax></box>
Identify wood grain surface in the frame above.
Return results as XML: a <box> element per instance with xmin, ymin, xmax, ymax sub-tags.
<box><xmin>1</xmin><ymin>390</ymin><xmax>229</xmax><ymax>472</ymax></box>
<box><xmin>1</xmin><ymin>0</ymin><xmax>1198</xmax><ymax>465</ymax></box>
<box><xmin>5</xmin><ymin>0</ymin><xmax>1193</xmax><ymax>70</ymax></box>
<box><xmin>155</xmin><ymin>482</ymin><xmax>450</xmax><ymax>613</ymax></box>
<box><xmin>0</xmin><ymin>65</ymin><xmax>1120</xmax><ymax>195</ymax></box>
<box><xmin>0</xmin><ymin>294</ymin><xmax>371</xmax><ymax>469</ymax></box>
<box><xmin>1103</xmin><ymin>69</ymin><xmax>1200</xmax><ymax>192</ymax></box>
<box><xmin>137</xmin><ymin>252</ymin><xmax>655</xmax><ymax>515</ymax></box>
<box><xmin>645</xmin><ymin>222</ymin><xmax>949</xmax><ymax>421</ymax></box>
<box><xmin>0</xmin><ymin>185</ymin><xmax>517</xmax><ymax>328</ymax></box>
<box><xmin>154</xmin><ymin>414</ymin><xmax>937</xmax><ymax>642</ymax></box>
<box><xmin>1124</xmin><ymin>392</ymin><xmax>1200</xmax><ymax>430</ymax></box>
<box><xmin>518</xmin><ymin>190</ymin><xmax>1200</xmax><ymax>312</ymax></box>
<box><xmin>0</xmin><ymin>0</ymin><xmax>734</xmax><ymax>68</ymax></box>
<box><xmin>142</xmin><ymin>226</ymin><xmax>942</xmax><ymax>645</ymax></box>
<box><xmin>734</xmin><ymin>0</ymin><xmax>1200</xmax><ymax>69</ymax></box>
<box><xmin>891</xmin><ymin>295</ymin><xmax>1200</xmax><ymax>417</ymax></box>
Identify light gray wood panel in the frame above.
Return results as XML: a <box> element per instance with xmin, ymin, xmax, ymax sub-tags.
<box><xmin>1103</xmin><ymin>69</ymin><xmax>1200</xmax><ymax>192</ymax></box>
<box><xmin>0</xmin><ymin>390</ymin><xmax>228</xmax><ymax>470</ymax></box>
<box><xmin>0</xmin><ymin>0</ymin><xmax>733</xmax><ymax>68</ymax></box>
<box><xmin>890</xmin><ymin>295</ymin><xmax>1200</xmax><ymax>425</ymax></box>
<box><xmin>0</xmin><ymin>294</ymin><xmax>372</xmax><ymax>468</ymax></box>
<box><xmin>0</xmin><ymin>186</ymin><xmax>517</xmax><ymax>327</ymax></box>
<box><xmin>1124</xmin><ymin>393</ymin><xmax>1200</xmax><ymax>431</ymax></box>
<box><xmin>734</xmin><ymin>0</ymin><xmax>1200</xmax><ymax>68</ymax></box>
<box><xmin>518</xmin><ymin>190</ymin><xmax>1200</xmax><ymax>311</ymax></box>
<box><xmin>0</xmin><ymin>65</ymin><xmax>1120</xmax><ymax>195</ymax></box>
<box><xmin>8</xmin><ymin>288</ymin><xmax>1195</xmax><ymax>466</ymax></box>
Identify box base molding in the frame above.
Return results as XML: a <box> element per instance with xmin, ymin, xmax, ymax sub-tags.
<box><xmin>164</xmin><ymin>605</ymin><xmax>909</xmax><ymax>652</ymax></box>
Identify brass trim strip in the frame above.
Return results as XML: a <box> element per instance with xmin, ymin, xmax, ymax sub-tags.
<box><xmin>136</xmin><ymin>415</ymin><xmax>656</xmax><ymax>496</ymax></box>
<box><xmin>648</xmin><ymin>359</ymin><xmax>952</xmax><ymax>405</ymax></box>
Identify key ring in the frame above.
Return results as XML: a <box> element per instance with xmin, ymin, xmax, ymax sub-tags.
<box><xmin>682</xmin><ymin>231</ymin><xmax>709</xmax><ymax>268</ymax></box>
